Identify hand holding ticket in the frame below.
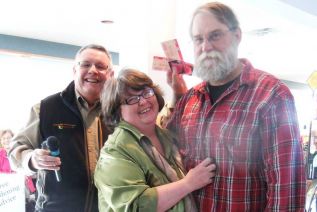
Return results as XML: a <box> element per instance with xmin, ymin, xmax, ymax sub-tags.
<box><xmin>152</xmin><ymin>39</ymin><xmax>193</xmax><ymax>75</ymax></box>
<box><xmin>168</xmin><ymin>60</ymin><xmax>193</xmax><ymax>75</ymax></box>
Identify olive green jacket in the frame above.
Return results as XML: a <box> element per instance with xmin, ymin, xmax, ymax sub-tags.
<box><xmin>94</xmin><ymin>121</ymin><xmax>186</xmax><ymax>212</ymax></box>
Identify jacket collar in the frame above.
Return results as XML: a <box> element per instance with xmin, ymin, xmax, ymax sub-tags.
<box><xmin>117</xmin><ymin>121</ymin><xmax>177</xmax><ymax>157</ymax></box>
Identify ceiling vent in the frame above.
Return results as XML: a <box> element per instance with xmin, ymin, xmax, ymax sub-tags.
<box><xmin>246</xmin><ymin>27</ymin><xmax>277</xmax><ymax>37</ymax></box>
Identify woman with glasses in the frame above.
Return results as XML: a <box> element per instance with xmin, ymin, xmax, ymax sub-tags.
<box><xmin>94</xmin><ymin>68</ymin><xmax>216</xmax><ymax>212</ymax></box>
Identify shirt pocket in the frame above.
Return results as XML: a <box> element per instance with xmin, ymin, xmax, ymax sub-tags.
<box><xmin>51</xmin><ymin>122</ymin><xmax>78</xmax><ymax>137</ymax></box>
<box><xmin>52</xmin><ymin>123</ymin><xmax>77</xmax><ymax>130</ymax></box>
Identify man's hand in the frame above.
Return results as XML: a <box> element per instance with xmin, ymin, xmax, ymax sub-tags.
<box><xmin>166</xmin><ymin>68</ymin><xmax>188</xmax><ymax>104</ymax></box>
<box><xmin>30</xmin><ymin>149</ymin><xmax>61</xmax><ymax>171</ymax></box>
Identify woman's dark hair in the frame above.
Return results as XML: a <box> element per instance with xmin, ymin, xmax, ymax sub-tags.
<box><xmin>101</xmin><ymin>68</ymin><xmax>165</xmax><ymax>131</ymax></box>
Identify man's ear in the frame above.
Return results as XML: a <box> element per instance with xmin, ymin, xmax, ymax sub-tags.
<box><xmin>108</xmin><ymin>69</ymin><xmax>114</xmax><ymax>78</ymax></box>
<box><xmin>234</xmin><ymin>27</ymin><xmax>242</xmax><ymax>44</ymax></box>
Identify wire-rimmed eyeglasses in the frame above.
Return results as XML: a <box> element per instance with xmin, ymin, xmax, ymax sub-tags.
<box><xmin>192</xmin><ymin>27</ymin><xmax>236</xmax><ymax>46</ymax></box>
<box><xmin>77</xmin><ymin>61</ymin><xmax>109</xmax><ymax>72</ymax></box>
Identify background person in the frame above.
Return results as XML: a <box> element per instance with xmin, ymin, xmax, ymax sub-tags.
<box><xmin>0</xmin><ymin>129</ymin><xmax>36</xmax><ymax>212</ymax></box>
<box><xmin>0</xmin><ymin>129</ymin><xmax>15</xmax><ymax>172</ymax></box>
<box><xmin>308</xmin><ymin>135</ymin><xmax>317</xmax><ymax>179</ymax></box>
<box><xmin>9</xmin><ymin>44</ymin><xmax>113</xmax><ymax>212</ymax></box>
<box><xmin>166</xmin><ymin>2</ymin><xmax>306</xmax><ymax>211</ymax></box>
<box><xmin>94</xmin><ymin>68</ymin><xmax>216</xmax><ymax>212</ymax></box>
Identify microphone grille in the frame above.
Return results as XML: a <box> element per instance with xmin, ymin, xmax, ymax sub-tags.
<box><xmin>47</xmin><ymin>136</ymin><xmax>59</xmax><ymax>151</ymax></box>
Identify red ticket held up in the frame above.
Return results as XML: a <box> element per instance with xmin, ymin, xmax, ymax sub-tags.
<box><xmin>152</xmin><ymin>39</ymin><xmax>193</xmax><ymax>75</ymax></box>
<box><xmin>168</xmin><ymin>60</ymin><xmax>193</xmax><ymax>75</ymax></box>
<box><xmin>161</xmin><ymin>39</ymin><xmax>183</xmax><ymax>61</ymax></box>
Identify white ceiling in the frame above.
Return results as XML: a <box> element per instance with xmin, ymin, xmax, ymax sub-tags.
<box><xmin>0</xmin><ymin>0</ymin><xmax>317</xmax><ymax>84</ymax></box>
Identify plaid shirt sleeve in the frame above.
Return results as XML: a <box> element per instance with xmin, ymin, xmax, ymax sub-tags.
<box><xmin>260</xmin><ymin>89</ymin><xmax>306</xmax><ymax>211</ymax></box>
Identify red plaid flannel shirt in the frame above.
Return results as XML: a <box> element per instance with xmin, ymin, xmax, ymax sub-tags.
<box><xmin>168</xmin><ymin>59</ymin><xmax>306</xmax><ymax>211</ymax></box>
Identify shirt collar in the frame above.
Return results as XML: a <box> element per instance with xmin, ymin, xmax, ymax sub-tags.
<box><xmin>235</xmin><ymin>58</ymin><xmax>257</xmax><ymax>88</ymax></box>
<box><xmin>117</xmin><ymin>121</ymin><xmax>174</xmax><ymax>156</ymax></box>
<box><xmin>75</xmin><ymin>89</ymin><xmax>100</xmax><ymax>110</ymax></box>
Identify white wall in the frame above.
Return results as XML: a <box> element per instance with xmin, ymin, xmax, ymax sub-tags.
<box><xmin>0</xmin><ymin>53</ymin><xmax>73</xmax><ymax>133</ymax></box>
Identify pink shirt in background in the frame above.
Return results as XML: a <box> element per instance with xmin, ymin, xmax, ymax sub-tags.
<box><xmin>0</xmin><ymin>148</ymin><xmax>12</xmax><ymax>173</ymax></box>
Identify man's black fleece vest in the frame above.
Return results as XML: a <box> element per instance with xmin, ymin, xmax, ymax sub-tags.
<box><xmin>38</xmin><ymin>81</ymin><xmax>106</xmax><ymax>212</ymax></box>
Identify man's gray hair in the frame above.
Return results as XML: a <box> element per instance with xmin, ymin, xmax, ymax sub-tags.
<box><xmin>190</xmin><ymin>2</ymin><xmax>240</xmax><ymax>37</ymax></box>
<box><xmin>75</xmin><ymin>44</ymin><xmax>111</xmax><ymax>60</ymax></box>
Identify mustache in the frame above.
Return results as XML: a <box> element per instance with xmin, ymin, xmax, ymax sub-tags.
<box><xmin>196</xmin><ymin>51</ymin><xmax>222</xmax><ymax>63</ymax></box>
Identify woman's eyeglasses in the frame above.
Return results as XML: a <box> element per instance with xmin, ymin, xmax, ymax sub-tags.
<box><xmin>124</xmin><ymin>88</ymin><xmax>155</xmax><ymax>105</ymax></box>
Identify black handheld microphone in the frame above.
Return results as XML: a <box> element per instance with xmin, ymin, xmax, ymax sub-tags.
<box><xmin>44</xmin><ymin>136</ymin><xmax>62</xmax><ymax>182</ymax></box>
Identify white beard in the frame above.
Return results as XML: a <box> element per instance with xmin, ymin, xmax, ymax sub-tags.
<box><xmin>193</xmin><ymin>40</ymin><xmax>239</xmax><ymax>84</ymax></box>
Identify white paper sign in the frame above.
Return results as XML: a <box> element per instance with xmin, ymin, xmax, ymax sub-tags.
<box><xmin>0</xmin><ymin>173</ymin><xmax>25</xmax><ymax>212</ymax></box>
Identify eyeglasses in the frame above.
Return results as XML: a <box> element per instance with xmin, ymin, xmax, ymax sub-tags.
<box><xmin>77</xmin><ymin>61</ymin><xmax>109</xmax><ymax>72</ymax></box>
<box><xmin>124</xmin><ymin>88</ymin><xmax>155</xmax><ymax>105</ymax></box>
<box><xmin>192</xmin><ymin>28</ymin><xmax>235</xmax><ymax>46</ymax></box>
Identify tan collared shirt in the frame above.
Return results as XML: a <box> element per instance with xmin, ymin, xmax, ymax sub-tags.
<box><xmin>75</xmin><ymin>91</ymin><xmax>101</xmax><ymax>177</ymax></box>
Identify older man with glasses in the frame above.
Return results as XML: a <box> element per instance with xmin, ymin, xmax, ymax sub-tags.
<box><xmin>166</xmin><ymin>2</ymin><xmax>306</xmax><ymax>211</ymax></box>
<box><xmin>9</xmin><ymin>44</ymin><xmax>113</xmax><ymax>212</ymax></box>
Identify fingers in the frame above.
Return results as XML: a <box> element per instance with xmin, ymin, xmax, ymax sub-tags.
<box><xmin>37</xmin><ymin>155</ymin><xmax>61</xmax><ymax>170</ymax></box>
<box><xmin>198</xmin><ymin>158</ymin><xmax>217</xmax><ymax>180</ymax></box>
<box><xmin>166</xmin><ymin>69</ymin><xmax>172</xmax><ymax>85</ymax></box>
<box><xmin>167</xmin><ymin>66</ymin><xmax>183</xmax><ymax>84</ymax></box>
<box><xmin>171</xmin><ymin>66</ymin><xmax>182</xmax><ymax>81</ymax></box>
<box><xmin>185</xmin><ymin>158</ymin><xmax>217</xmax><ymax>191</ymax></box>
<box><xmin>31</xmin><ymin>149</ymin><xmax>61</xmax><ymax>171</ymax></box>
<box><xmin>207</xmin><ymin>164</ymin><xmax>216</xmax><ymax>175</ymax></box>
<box><xmin>199</xmin><ymin>157</ymin><xmax>214</xmax><ymax>167</ymax></box>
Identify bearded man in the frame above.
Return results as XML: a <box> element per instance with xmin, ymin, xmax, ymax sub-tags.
<box><xmin>166</xmin><ymin>2</ymin><xmax>306</xmax><ymax>211</ymax></box>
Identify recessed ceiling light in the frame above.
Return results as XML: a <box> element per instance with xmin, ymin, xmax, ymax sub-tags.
<box><xmin>101</xmin><ymin>20</ymin><xmax>114</xmax><ymax>24</ymax></box>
